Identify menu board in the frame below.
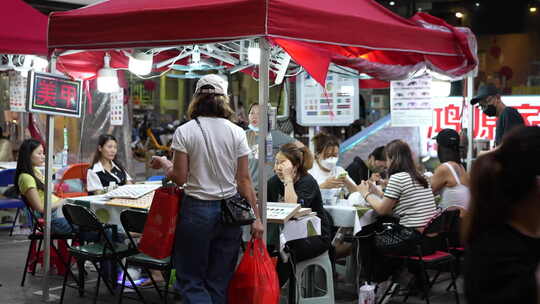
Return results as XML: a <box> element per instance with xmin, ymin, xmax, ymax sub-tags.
<box><xmin>390</xmin><ymin>76</ymin><xmax>433</xmax><ymax>127</ymax></box>
<box><xmin>9</xmin><ymin>71</ymin><xmax>27</xmax><ymax>112</ymax></box>
<box><xmin>110</xmin><ymin>90</ymin><xmax>124</xmax><ymax>126</ymax></box>
<box><xmin>296</xmin><ymin>72</ymin><xmax>359</xmax><ymax>126</ymax></box>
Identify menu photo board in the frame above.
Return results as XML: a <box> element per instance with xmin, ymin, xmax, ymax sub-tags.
<box><xmin>296</xmin><ymin>72</ymin><xmax>359</xmax><ymax>126</ymax></box>
<box><xmin>26</xmin><ymin>71</ymin><xmax>83</xmax><ymax>118</ymax></box>
<box><xmin>390</xmin><ymin>76</ymin><xmax>433</xmax><ymax>127</ymax></box>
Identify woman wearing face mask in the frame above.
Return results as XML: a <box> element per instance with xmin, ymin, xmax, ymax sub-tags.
<box><xmin>87</xmin><ymin>134</ymin><xmax>133</xmax><ymax>195</ymax></box>
<box><xmin>308</xmin><ymin>133</ymin><xmax>357</xmax><ymax>203</ymax></box>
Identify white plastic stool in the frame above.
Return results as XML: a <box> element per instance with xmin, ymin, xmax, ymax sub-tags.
<box><xmin>295</xmin><ymin>251</ymin><xmax>335</xmax><ymax>304</ymax></box>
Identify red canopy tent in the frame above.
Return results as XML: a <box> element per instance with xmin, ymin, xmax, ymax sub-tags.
<box><xmin>1</xmin><ymin>0</ymin><xmax>48</xmax><ymax>55</ymax></box>
<box><xmin>48</xmin><ymin>0</ymin><xmax>477</xmax><ymax>84</ymax></box>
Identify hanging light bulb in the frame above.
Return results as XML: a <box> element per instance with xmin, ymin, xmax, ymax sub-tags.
<box><xmin>455</xmin><ymin>12</ymin><xmax>464</xmax><ymax>18</ymax></box>
<box><xmin>128</xmin><ymin>50</ymin><xmax>153</xmax><ymax>75</ymax></box>
<box><xmin>97</xmin><ymin>53</ymin><xmax>119</xmax><ymax>93</ymax></box>
<box><xmin>248</xmin><ymin>40</ymin><xmax>260</xmax><ymax>65</ymax></box>
<box><xmin>530</xmin><ymin>6</ymin><xmax>537</xmax><ymax>13</ymax></box>
<box><xmin>432</xmin><ymin>80</ymin><xmax>452</xmax><ymax>97</ymax></box>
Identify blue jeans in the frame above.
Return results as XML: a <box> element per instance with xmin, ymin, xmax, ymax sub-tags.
<box><xmin>174</xmin><ymin>195</ymin><xmax>242</xmax><ymax>304</ymax></box>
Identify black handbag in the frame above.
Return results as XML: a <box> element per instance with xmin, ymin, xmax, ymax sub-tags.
<box><xmin>195</xmin><ymin>118</ymin><xmax>256</xmax><ymax>226</ymax></box>
<box><xmin>221</xmin><ymin>193</ymin><xmax>256</xmax><ymax>226</ymax></box>
<box><xmin>373</xmin><ymin>220</ymin><xmax>422</xmax><ymax>255</ymax></box>
<box><xmin>284</xmin><ymin>235</ymin><xmax>330</xmax><ymax>263</ymax></box>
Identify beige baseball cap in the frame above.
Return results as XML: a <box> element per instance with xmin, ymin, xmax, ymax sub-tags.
<box><xmin>194</xmin><ymin>74</ymin><xmax>228</xmax><ymax>95</ymax></box>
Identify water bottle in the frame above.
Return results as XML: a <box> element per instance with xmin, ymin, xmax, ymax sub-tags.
<box><xmin>265</xmin><ymin>104</ymin><xmax>275</xmax><ymax>163</ymax></box>
<box><xmin>359</xmin><ymin>282</ymin><xmax>376</xmax><ymax>304</ymax></box>
<box><xmin>61</xmin><ymin>127</ymin><xmax>68</xmax><ymax>167</ymax></box>
<box><xmin>265</xmin><ymin>131</ymin><xmax>273</xmax><ymax>163</ymax></box>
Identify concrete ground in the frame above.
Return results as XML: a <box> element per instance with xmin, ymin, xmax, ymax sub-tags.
<box><xmin>0</xmin><ymin>228</ymin><xmax>465</xmax><ymax>304</ymax></box>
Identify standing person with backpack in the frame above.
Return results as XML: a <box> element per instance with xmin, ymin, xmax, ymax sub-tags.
<box><xmin>151</xmin><ymin>74</ymin><xmax>264</xmax><ymax>304</ymax></box>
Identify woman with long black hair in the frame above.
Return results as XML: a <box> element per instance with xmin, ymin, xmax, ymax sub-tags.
<box><xmin>357</xmin><ymin>139</ymin><xmax>437</xmax><ymax>231</ymax></box>
<box><xmin>15</xmin><ymin>139</ymin><xmax>72</xmax><ymax>234</ymax></box>
<box><xmin>464</xmin><ymin>126</ymin><xmax>540</xmax><ymax>304</ymax></box>
<box><xmin>86</xmin><ymin>134</ymin><xmax>132</xmax><ymax>194</ymax></box>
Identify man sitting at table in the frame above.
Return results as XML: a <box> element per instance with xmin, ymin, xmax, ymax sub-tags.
<box><xmin>346</xmin><ymin>146</ymin><xmax>387</xmax><ymax>185</ymax></box>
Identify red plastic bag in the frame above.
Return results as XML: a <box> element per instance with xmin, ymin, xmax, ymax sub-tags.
<box><xmin>138</xmin><ymin>186</ymin><xmax>182</xmax><ymax>259</ymax></box>
<box><xmin>228</xmin><ymin>238</ymin><xmax>280</xmax><ymax>304</ymax></box>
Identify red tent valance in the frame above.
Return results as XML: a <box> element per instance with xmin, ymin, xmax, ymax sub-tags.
<box><xmin>49</xmin><ymin>0</ymin><xmax>477</xmax><ymax>83</ymax></box>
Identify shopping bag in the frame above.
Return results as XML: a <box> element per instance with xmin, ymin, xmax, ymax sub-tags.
<box><xmin>138</xmin><ymin>185</ymin><xmax>182</xmax><ymax>259</ymax></box>
<box><xmin>228</xmin><ymin>238</ymin><xmax>280</xmax><ymax>304</ymax></box>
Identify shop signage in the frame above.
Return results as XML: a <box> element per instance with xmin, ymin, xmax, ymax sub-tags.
<box><xmin>296</xmin><ymin>72</ymin><xmax>359</xmax><ymax>126</ymax></box>
<box><xmin>421</xmin><ymin>96</ymin><xmax>540</xmax><ymax>156</ymax></box>
<box><xmin>26</xmin><ymin>71</ymin><xmax>82</xmax><ymax>118</ymax></box>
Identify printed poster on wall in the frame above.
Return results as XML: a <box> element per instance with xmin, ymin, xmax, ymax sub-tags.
<box><xmin>8</xmin><ymin>71</ymin><xmax>27</xmax><ymax>112</ymax></box>
<box><xmin>296</xmin><ymin>72</ymin><xmax>359</xmax><ymax>126</ymax></box>
<box><xmin>390</xmin><ymin>76</ymin><xmax>433</xmax><ymax>127</ymax></box>
<box><xmin>110</xmin><ymin>91</ymin><xmax>124</xmax><ymax>126</ymax></box>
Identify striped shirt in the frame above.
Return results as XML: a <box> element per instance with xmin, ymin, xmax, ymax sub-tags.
<box><xmin>384</xmin><ymin>172</ymin><xmax>437</xmax><ymax>228</ymax></box>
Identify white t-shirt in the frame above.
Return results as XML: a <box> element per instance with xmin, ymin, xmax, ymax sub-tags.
<box><xmin>384</xmin><ymin>172</ymin><xmax>437</xmax><ymax>228</ymax></box>
<box><xmin>308</xmin><ymin>161</ymin><xmax>361</xmax><ymax>204</ymax></box>
<box><xmin>171</xmin><ymin>117</ymin><xmax>251</xmax><ymax>200</ymax></box>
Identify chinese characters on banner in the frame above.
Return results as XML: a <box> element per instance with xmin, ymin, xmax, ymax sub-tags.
<box><xmin>27</xmin><ymin>72</ymin><xmax>82</xmax><ymax>118</ymax></box>
<box><xmin>297</xmin><ymin>72</ymin><xmax>359</xmax><ymax>126</ymax></box>
<box><xmin>422</xmin><ymin>96</ymin><xmax>540</xmax><ymax>156</ymax></box>
<box><xmin>8</xmin><ymin>71</ymin><xmax>27</xmax><ymax>112</ymax></box>
<box><xmin>390</xmin><ymin>76</ymin><xmax>433</xmax><ymax>127</ymax></box>
<box><xmin>110</xmin><ymin>90</ymin><xmax>123</xmax><ymax>126</ymax></box>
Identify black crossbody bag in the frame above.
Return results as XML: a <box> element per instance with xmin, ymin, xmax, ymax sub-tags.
<box><xmin>195</xmin><ymin>118</ymin><xmax>256</xmax><ymax>226</ymax></box>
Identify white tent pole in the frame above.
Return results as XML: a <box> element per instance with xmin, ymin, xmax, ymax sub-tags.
<box><xmin>466</xmin><ymin>76</ymin><xmax>474</xmax><ymax>171</ymax></box>
<box><xmin>42</xmin><ymin>56</ymin><xmax>57</xmax><ymax>302</ymax></box>
<box><xmin>257</xmin><ymin>38</ymin><xmax>270</xmax><ymax>241</ymax></box>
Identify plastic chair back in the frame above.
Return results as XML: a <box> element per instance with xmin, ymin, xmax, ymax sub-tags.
<box><xmin>61</xmin><ymin>163</ymin><xmax>90</xmax><ymax>180</ymax></box>
<box><xmin>62</xmin><ymin>203</ymin><xmax>102</xmax><ymax>233</ymax></box>
<box><xmin>0</xmin><ymin>169</ymin><xmax>16</xmax><ymax>187</ymax></box>
<box><xmin>56</xmin><ymin>163</ymin><xmax>90</xmax><ymax>198</ymax></box>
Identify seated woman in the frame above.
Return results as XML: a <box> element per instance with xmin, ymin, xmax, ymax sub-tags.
<box><xmin>267</xmin><ymin>143</ymin><xmax>332</xmax><ymax>239</ymax></box>
<box><xmin>431</xmin><ymin>129</ymin><xmax>470</xmax><ymax>211</ymax></box>
<box><xmin>15</xmin><ymin>139</ymin><xmax>72</xmax><ymax>234</ymax></box>
<box><xmin>357</xmin><ymin>139</ymin><xmax>437</xmax><ymax>234</ymax></box>
<box><xmin>87</xmin><ymin>134</ymin><xmax>132</xmax><ymax>194</ymax></box>
<box><xmin>308</xmin><ymin>132</ymin><xmax>357</xmax><ymax>204</ymax></box>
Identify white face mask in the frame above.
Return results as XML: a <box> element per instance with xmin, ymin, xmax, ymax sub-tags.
<box><xmin>320</xmin><ymin>157</ymin><xmax>338</xmax><ymax>171</ymax></box>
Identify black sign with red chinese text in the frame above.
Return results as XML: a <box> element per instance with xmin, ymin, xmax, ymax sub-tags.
<box><xmin>27</xmin><ymin>71</ymin><xmax>82</xmax><ymax>118</ymax></box>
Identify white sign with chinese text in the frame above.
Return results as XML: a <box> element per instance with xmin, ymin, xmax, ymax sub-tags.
<box><xmin>390</xmin><ymin>76</ymin><xmax>433</xmax><ymax>127</ymax></box>
<box><xmin>296</xmin><ymin>72</ymin><xmax>359</xmax><ymax>126</ymax></box>
<box><xmin>110</xmin><ymin>91</ymin><xmax>123</xmax><ymax>126</ymax></box>
<box><xmin>8</xmin><ymin>71</ymin><xmax>27</xmax><ymax>112</ymax></box>
<box><xmin>421</xmin><ymin>96</ymin><xmax>540</xmax><ymax>157</ymax></box>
